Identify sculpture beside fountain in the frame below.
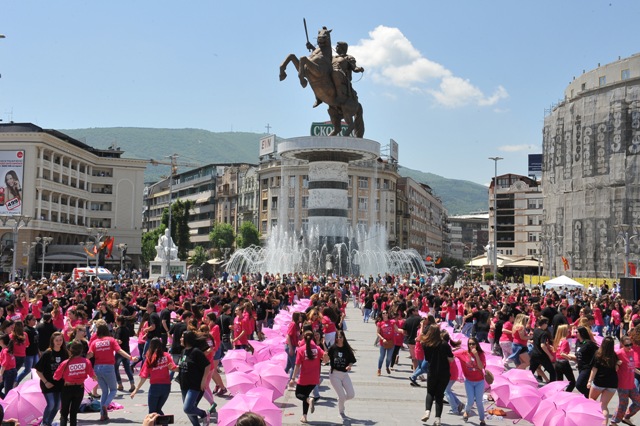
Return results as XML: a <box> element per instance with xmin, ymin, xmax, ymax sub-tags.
<box><xmin>149</xmin><ymin>229</ymin><xmax>187</xmax><ymax>280</ymax></box>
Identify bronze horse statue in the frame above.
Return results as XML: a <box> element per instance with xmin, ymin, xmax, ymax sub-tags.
<box><xmin>279</xmin><ymin>27</ymin><xmax>365</xmax><ymax>138</ymax></box>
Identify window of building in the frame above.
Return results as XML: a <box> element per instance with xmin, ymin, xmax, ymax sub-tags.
<box><xmin>301</xmin><ymin>196</ymin><xmax>309</xmax><ymax>208</ymax></box>
<box><xmin>302</xmin><ymin>175</ymin><xmax>309</xmax><ymax>188</ymax></box>
<box><xmin>288</xmin><ymin>196</ymin><xmax>295</xmax><ymax>209</ymax></box>
<box><xmin>271</xmin><ymin>196</ymin><xmax>278</xmax><ymax>210</ymax></box>
<box><xmin>358</xmin><ymin>197</ymin><xmax>367</xmax><ymax>211</ymax></box>
<box><xmin>599</xmin><ymin>76</ymin><xmax>606</xmax><ymax>87</ymax></box>
<box><xmin>301</xmin><ymin>218</ymin><xmax>309</xmax><ymax>233</ymax></box>
<box><xmin>358</xmin><ymin>177</ymin><xmax>368</xmax><ymax>189</ymax></box>
<box><xmin>270</xmin><ymin>219</ymin><xmax>277</xmax><ymax>230</ymax></box>
<box><xmin>288</xmin><ymin>219</ymin><xmax>295</xmax><ymax>232</ymax></box>
<box><xmin>261</xmin><ymin>220</ymin><xmax>267</xmax><ymax>232</ymax></box>
<box><xmin>622</xmin><ymin>69</ymin><xmax>631</xmax><ymax>80</ymax></box>
<box><xmin>347</xmin><ymin>197</ymin><xmax>352</xmax><ymax>209</ymax></box>
<box><xmin>289</xmin><ymin>176</ymin><xmax>295</xmax><ymax>187</ymax></box>
<box><xmin>262</xmin><ymin>199</ymin><xmax>268</xmax><ymax>211</ymax></box>
<box><xmin>581</xmin><ymin>82</ymin><xmax>586</xmax><ymax>91</ymax></box>
<box><xmin>528</xmin><ymin>199</ymin><xmax>543</xmax><ymax>209</ymax></box>
<box><xmin>528</xmin><ymin>232</ymin><xmax>538</xmax><ymax>242</ymax></box>
<box><xmin>348</xmin><ymin>176</ymin><xmax>352</xmax><ymax>188</ymax></box>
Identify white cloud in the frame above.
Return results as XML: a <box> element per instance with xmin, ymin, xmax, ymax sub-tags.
<box><xmin>350</xmin><ymin>25</ymin><xmax>508</xmax><ymax>108</ymax></box>
<box><xmin>499</xmin><ymin>144</ymin><xmax>536</xmax><ymax>152</ymax></box>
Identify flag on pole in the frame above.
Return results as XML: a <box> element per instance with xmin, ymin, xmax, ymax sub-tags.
<box><xmin>561</xmin><ymin>256</ymin><xmax>570</xmax><ymax>271</ymax></box>
<box><xmin>629</xmin><ymin>262</ymin><xmax>637</xmax><ymax>277</ymax></box>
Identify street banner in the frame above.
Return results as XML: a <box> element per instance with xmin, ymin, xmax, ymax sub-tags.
<box><xmin>0</xmin><ymin>150</ymin><xmax>24</xmax><ymax>215</ymax></box>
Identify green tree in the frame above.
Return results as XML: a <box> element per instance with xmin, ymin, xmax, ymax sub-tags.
<box><xmin>236</xmin><ymin>221</ymin><xmax>260</xmax><ymax>248</ymax></box>
<box><xmin>209</xmin><ymin>223</ymin><xmax>235</xmax><ymax>257</ymax></box>
<box><xmin>190</xmin><ymin>245</ymin><xmax>208</xmax><ymax>267</ymax></box>
<box><xmin>141</xmin><ymin>225</ymin><xmax>165</xmax><ymax>265</ymax></box>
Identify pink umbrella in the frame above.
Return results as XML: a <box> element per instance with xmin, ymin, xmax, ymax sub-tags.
<box><xmin>246</xmin><ymin>386</ymin><xmax>275</xmax><ymax>402</ymax></box>
<box><xmin>253</xmin><ymin>361</ymin><xmax>290</xmax><ymax>399</ymax></box>
<box><xmin>505</xmin><ymin>384</ymin><xmax>541</xmax><ymax>421</ymax></box>
<box><xmin>262</xmin><ymin>327</ymin><xmax>284</xmax><ymax>339</ymax></box>
<box><xmin>557</xmin><ymin>397</ymin><xmax>605</xmax><ymax>425</ymax></box>
<box><xmin>130</xmin><ymin>336</ymin><xmax>140</xmax><ymax>358</ymax></box>
<box><xmin>539</xmin><ymin>380</ymin><xmax>571</xmax><ymax>399</ymax></box>
<box><xmin>84</xmin><ymin>376</ymin><xmax>99</xmax><ymax>395</ymax></box>
<box><xmin>489</xmin><ymin>374</ymin><xmax>513</xmax><ymax>408</ymax></box>
<box><xmin>221</xmin><ymin>349</ymin><xmax>256</xmax><ymax>373</ymax></box>
<box><xmin>479</xmin><ymin>342</ymin><xmax>492</xmax><ymax>353</ymax></box>
<box><xmin>0</xmin><ymin>378</ymin><xmax>46</xmax><ymax>426</ymax></box>
<box><xmin>269</xmin><ymin>351</ymin><xmax>289</xmax><ymax>369</ymax></box>
<box><xmin>502</xmin><ymin>368</ymin><xmax>538</xmax><ymax>387</ymax></box>
<box><xmin>218</xmin><ymin>394</ymin><xmax>282</xmax><ymax>426</ymax></box>
<box><xmin>531</xmin><ymin>399</ymin><xmax>564</xmax><ymax>426</ymax></box>
<box><xmin>226</xmin><ymin>370</ymin><xmax>259</xmax><ymax>395</ymax></box>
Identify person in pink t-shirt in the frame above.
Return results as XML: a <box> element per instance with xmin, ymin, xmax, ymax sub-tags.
<box><xmin>611</xmin><ymin>336</ymin><xmax>640</xmax><ymax>425</ymax></box>
<box><xmin>130</xmin><ymin>337</ymin><xmax>178</xmax><ymax>415</ymax></box>
<box><xmin>291</xmin><ymin>330</ymin><xmax>328</xmax><ymax>424</ymax></box>
<box><xmin>552</xmin><ymin>324</ymin><xmax>575</xmax><ymax>392</ymax></box>
<box><xmin>88</xmin><ymin>323</ymin><xmax>138</xmax><ymax>421</ymax></box>
<box><xmin>454</xmin><ymin>337</ymin><xmax>487</xmax><ymax>425</ymax></box>
<box><xmin>54</xmin><ymin>341</ymin><xmax>96</xmax><ymax>426</ymax></box>
<box><xmin>0</xmin><ymin>333</ymin><xmax>17</xmax><ymax>397</ymax></box>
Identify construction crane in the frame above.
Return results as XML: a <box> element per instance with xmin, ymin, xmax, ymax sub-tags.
<box><xmin>149</xmin><ymin>154</ymin><xmax>201</xmax><ymax>278</ymax></box>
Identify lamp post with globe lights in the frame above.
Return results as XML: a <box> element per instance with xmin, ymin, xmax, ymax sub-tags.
<box><xmin>0</xmin><ymin>215</ymin><xmax>32</xmax><ymax>282</ymax></box>
<box><xmin>34</xmin><ymin>236</ymin><xmax>53</xmax><ymax>279</ymax></box>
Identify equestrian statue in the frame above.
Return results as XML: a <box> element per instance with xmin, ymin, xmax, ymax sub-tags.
<box><xmin>279</xmin><ymin>22</ymin><xmax>365</xmax><ymax>138</ymax></box>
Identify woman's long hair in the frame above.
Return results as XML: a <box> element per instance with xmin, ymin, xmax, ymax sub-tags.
<box><xmin>0</xmin><ymin>333</ymin><xmax>14</xmax><ymax>354</ymax></box>
<box><xmin>303</xmin><ymin>330</ymin><xmax>315</xmax><ymax>360</ymax></box>
<box><xmin>334</xmin><ymin>329</ymin><xmax>355</xmax><ymax>358</ymax></box>
<box><xmin>594</xmin><ymin>336</ymin><xmax>617</xmax><ymax>369</ymax></box>
<box><xmin>553</xmin><ymin>324</ymin><xmax>569</xmax><ymax>351</ymax></box>
<box><xmin>11</xmin><ymin>321</ymin><xmax>25</xmax><ymax>344</ymax></box>
<box><xmin>420</xmin><ymin>325</ymin><xmax>442</xmax><ymax>347</ymax></box>
<box><xmin>145</xmin><ymin>337</ymin><xmax>165</xmax><ymax>368</ymax></box>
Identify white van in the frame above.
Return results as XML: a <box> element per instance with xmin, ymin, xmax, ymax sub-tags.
<box><xmin>72</xmin><ymin>267</ymin><xmax>114</xmax><ymax>281</ymax></box>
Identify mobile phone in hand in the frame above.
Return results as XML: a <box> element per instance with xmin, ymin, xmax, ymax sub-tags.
<box><xmin>155</xmin><ymin>414</ymin><xmax>174</xmax><ymax>425</ymax></box>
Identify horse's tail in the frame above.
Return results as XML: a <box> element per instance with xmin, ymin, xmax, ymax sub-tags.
<box><xmin>354</xmin><ymin>103</ymin><xmax>365</xmax><ymax>138</ymax></box>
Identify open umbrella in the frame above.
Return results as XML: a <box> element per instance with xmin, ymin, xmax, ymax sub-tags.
<box><xmin>221</xmin><ymin>349</ymin><xmax>256</xmax><ymax>373</ymax></box>
<box><xmin>489</xmin><ymin>374</ymin><xmax>513</xmax><ymax>408</ymax></box>
<box><xmin>84</xmin><ymin>376</ymin><xmax>99</xmax><ymax>395</ymax></box>
<box><xmin>269</xmin><ymin>351</ymin><xmax>289</xmax><ymax>369</ymax></box>
<box><xmin>555</xmin><ymin>397</ymin><xmax>604</xmax><ymax>426</ymax></box>
<box><xmin>130</xmin><ymin>336</ymin><xmax>140</xmax><ymax>358</ymax></box>
<box><xmin>262</xmin><ymin>327</ymin><xmax>284</xmax><ymax>339</ymax></box>
<box><xmin>502</xmin><ymin>368</ymin><xmax>538</xmax><ymax>387</ymax></box>
<box><xmin>218</xmin><ymin>394</ymin><xmax>282</xmax><ymax>426</ymax></box>
<box><xmin>539</xmin><ymin>380</ymin><xmax>571</xmax><ymax>399</ymax></box>
<box><xmin>253</xmin><ymin>361</ymin><xmax>290</xmax><ymax>399</ymax></box>
<box><xmin>246</xmin><ymin>387</ymin><xmax>275</xmax><ymax>402</ymax></box>
<box><xmin>531</xmin><ymin>399</ymin><xmax>565</xmax><ymax>426</ymax></box>
<box><xmin>226</xmin><ymin>370</ymin><xmax>259</xmax><ymax>395</ymax></box>
<box><xmin>0</xmin><ymin>378</ymin><xmax>46</xmax><ymax>426</ymax></box>
<box><xmin>505</xmin><ymin>384</ymin><xmax>542</xmax><ymax>421</ymax></box>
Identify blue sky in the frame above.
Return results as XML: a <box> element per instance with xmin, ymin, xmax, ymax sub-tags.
<box><xmin>1</xmin><ymin>1</ymin><xmax>638</xmax><ymax>185</ymax></box>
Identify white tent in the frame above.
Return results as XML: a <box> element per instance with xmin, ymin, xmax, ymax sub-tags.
<box><xmin>543</xmin><ymin>275</ymin><xmax>584</xmax><ymax>289</ymax></box>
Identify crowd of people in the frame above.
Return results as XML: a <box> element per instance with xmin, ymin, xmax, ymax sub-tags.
<box><xmin>0</xmin><ymin>270</ymin><xmax>639</xmax><ymax>425</ymax></box>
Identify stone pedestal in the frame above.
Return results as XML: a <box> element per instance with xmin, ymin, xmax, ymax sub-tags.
<box><xmin>149</xmin><ymin>260</ymin><xmax>187</xmax><ymax>281</ymax></box>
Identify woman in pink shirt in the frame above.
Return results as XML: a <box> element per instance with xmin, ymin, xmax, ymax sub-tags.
<box><xmin>10</xmin><ymin>320</ymin><xmax>28</xmax><ymax>380</ymax></box>
<box><xmin>88</xmin><ymin>323</ymin><xmax>138</xmax><ymax>421</ymax></box>
<box><xmin>376</xmin><ymin>310</ymin><xmax>398</xmax><ymax>376</ymax></box>
<box><xmin>454</xmin><ymin>337</ymin><xmax>487</xmax><ymax>425</ymax></box>
<box><xmin>54</xmin><ymin>341</ymin><xmax>96</xmax><ymax>426</ymax></box>
<box><xmin>499</xmin><ymin>312</ymin><xmax>514</xmax><ymax>365</ymax></box>
<box><xmin>30</xmin><ymin>294</ymin><xmax>43</xmax><ymax>320</ymax></box>
<box><xmin>611</xmin><ymin>336</ymin><xmax>640</xmax><ymax>425</ymax></box>
<box><xmin>291</xmin><ymin>330</ymin><xmax>328</xmax><ymax>424</ymax></box>
<box><xmin>130</xmin><ymin>337</ymin><xmax>178</xmax><ymax>415</ymax></box>
<box><xmin>0</xmin><ymin>333</ymin><xmax>17</xmax><ymax>397</ymax></box>
<box><xmin>552</xmin><ymin>324</ymin><xmax>575</xmax><ymax>392</ymax></box>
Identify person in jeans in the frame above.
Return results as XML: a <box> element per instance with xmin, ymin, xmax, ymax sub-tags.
<box><xmin>442</xmin><ymin>331</ymin><xmax>464</xmax><ymax>416</ymax></box>
<box><xmin>88</xmin><ymin>323</ymin><xmax>138</xmax><ymax>421</ymax></box>
<box><xmin>0</xmin><ymin>333</ymin><xmax>17</xmax><ymax>397</ymax></box>
<box><xmin>375</xmin><ymin>310</ymin><xmax>398</xmax><ymax>376</ymax></box>
<box><xmin>54</xmin><ymin>341</ymin><xmax>96</xmax><ymax>426</ymax></box>
<box><xmin>455</xmin><ymin>337</ymin><xmax>487</xmax><ymax>426</ymax></box>
<box><xmin>178</xmin><ymin>330</ymin><xmax>210</xmax><ymax>426</ymax></box>
<box><xmin>130</xmin><ymin>337</ymin><xmax>178</xmax><ymax>415</ymax></box>
<box><xmin>34</xmin><ymin>331</ymin><xmax>68</xmax><ymax>426</ymax></box>
<box><xmin>17</xmin><ymin>314</ymin><xmax>39</xmax><ymax>384</ymax></box>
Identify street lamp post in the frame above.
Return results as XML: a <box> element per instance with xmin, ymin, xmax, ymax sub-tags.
<box><xmin>0</xmin><ymin>215</ymin><xmax>32</xmax><ymax>282</ymax></box>
<box><xmin>34</xmin><ymin>236</ymin><xmax>53</xmax><ymax>279</ymax></box>
<box><xmin>488</xmin><ymin>157</ymin><xmax>503</xmax><ymax>282</ymax></box>
<box><xmin>118</xmin><ymin>243</ymin><xmax>128</xmax><ymax>272</ymax></box>
<box><xmin>21</xmin><ymin>241</ymin><xmax>32</xmax><ymax>280</ymax></box>
<box><xmin>86</xmin><ymin>227</ymin><xmax>108</xmax><ymax>270</ymax></box>
<box><xmin>614</xmin><ymin>224</ymin><xmax>639</xmax><ymax>277</ymax></box>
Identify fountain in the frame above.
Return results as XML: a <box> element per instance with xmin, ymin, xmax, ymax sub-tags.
<box><xmin>225</xmin><ymin>136</ymin><xmax>427</xmax><ymax>277</ymax></box>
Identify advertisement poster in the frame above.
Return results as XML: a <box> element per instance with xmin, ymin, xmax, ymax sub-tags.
<box><xmin>0</xmin><ymin>151</ymin><xmax>24</xmax><ymax>215</ymax></box>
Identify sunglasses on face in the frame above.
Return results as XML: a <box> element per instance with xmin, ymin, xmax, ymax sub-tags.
<box><xmin>624</xmin><ymin>343</ymin><xmax>633</xmax><ymax>348</ymax></box>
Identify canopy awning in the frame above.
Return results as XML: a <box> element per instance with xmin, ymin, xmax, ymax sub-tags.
<box><xmin>503</xmin><ymin>258</ymin><xmax>543</xmax><ymax>268</ymax></box>
<box><xmin>544</xmin><ymin>275</ymin><xmax>584</xmax><ymax>289</ymax></box>
<box><xmin>466</xmin><ymin>254</ymin><xmax>514</xmax><ymax>267</ymax></box>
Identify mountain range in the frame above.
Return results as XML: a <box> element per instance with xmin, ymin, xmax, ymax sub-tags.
<box><xmin>61</xmin><ymin>127</ymin><xmax>488</xmax><ymax>215</ymax></box>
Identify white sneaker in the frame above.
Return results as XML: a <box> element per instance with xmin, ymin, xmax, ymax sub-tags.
<box><xmin>421</xmin><ymin>410</ymin><xmax>430</xmax><ymax>422</ymax></box>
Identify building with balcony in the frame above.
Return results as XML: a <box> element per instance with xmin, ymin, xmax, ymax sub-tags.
<box><xmin>0</xmin><ymin>123</ymin><xmax>147</xmax><ymax>277</ymax></box>
<box><xmin>488</xmin><ymin>174</ymin><xmax>542</xmax><ymax>259</ymax></box>
<box><xmin>396</xmin><ymin>177</ymin><xmax>448</xmax><ymax>258</ymax></box>
<box><xmin>543</xmin><ymin>53</ymin><xmax>640</xmax><ymax>277</ymax></box>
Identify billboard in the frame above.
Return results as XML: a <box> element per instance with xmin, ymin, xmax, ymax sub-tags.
<box><xmin>390</xmin><ymin>139</ymin><xmax>399</xmax><ymax>162</ymax></box>
<box><xmin>259</xmin><ymin>135</ymin><xmax>276</xmax><ymax>157</ymax></box>
<box><xmin>310</xmin><ymin>121</ymin><xmax>354</xmax><ymax>137</ymax></box>
<box><xmin>528</xmin><ymin>153</ymin><xmax>542</xmax><ymax>179</ymax></box>
<box><xmin>0</xmin><ymin>151</ymin><xmax>24</xmax><ymax>215</ymax></box>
